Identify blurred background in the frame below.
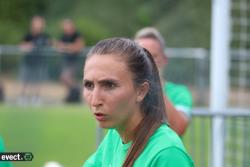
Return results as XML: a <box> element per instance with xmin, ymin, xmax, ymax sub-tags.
<box><xmin>0</xmin><ymin>0</ymin><xmax>249</xmax><ymax>167</ymax></box>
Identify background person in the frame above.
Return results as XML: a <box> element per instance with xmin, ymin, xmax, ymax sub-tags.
<box><xmin>55</xmin><ymin>19</ymin><xmax>85</xmax><ymax>103</ymax></box>
<box><xmin>0</xmin><ymin>79</ymin><xmax>4</xmax><ymax>102</ymax></box>
<box><xmin>19</xmin><ymin>15</ymin><xmax>50</xmax><ymax>105</ymax></box>
<box><xmin>82</xmin><ymin>38</ymin><xmax>193</xmax><ymax>166</ymax></box>
<box><xmin>135</xmin><ymin>27</ymin><xmax>193</xmax><ymax>136</ymax></box>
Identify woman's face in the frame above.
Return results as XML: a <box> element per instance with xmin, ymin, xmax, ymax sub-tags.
<box><xmin>83</xmin><ymin>54</ymin><xmax>143</xmax><ymax>130</ymax></box>
<box><xmin>136</xmin><ymin>38</ymin><xmax>167</xmax><ymax>71</ymax></box>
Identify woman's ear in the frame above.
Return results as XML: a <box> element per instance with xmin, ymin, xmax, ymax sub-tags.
<box><xmin>136</xmin><ymin>81</ymin><xmax>150</xmax><ymax>102</ymax></box>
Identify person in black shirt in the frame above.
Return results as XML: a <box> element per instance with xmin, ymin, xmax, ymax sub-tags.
<box><xmin>55</xmin><ymin>19</ymin><xmax>85</xmax><ymax>103</ymax></box>
<box><xmin>19</xmin><ymin>16</ymin><xmax>50</xmax><ymax>105</ymax></box>
<box><xmin>0</xmin><ymin>79</ymin><xmax>4</xmax><ymax>102</ymax></box>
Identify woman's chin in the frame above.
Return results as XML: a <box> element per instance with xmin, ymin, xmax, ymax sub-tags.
<box><xmin>98</xmin><ymin>122</ymin><xmax>114</xmax><ymax>129</ymax></box>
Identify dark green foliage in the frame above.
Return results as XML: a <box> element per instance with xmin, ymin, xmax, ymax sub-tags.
<box><xmin>0</xmin><ymin>0</ymin><xmax>211</xmax><ymax>47</ymax></box>
<box><xmin>0</xmin><ymin>0</ymin><xmax>48</xmax><ymax>44</ymax></box>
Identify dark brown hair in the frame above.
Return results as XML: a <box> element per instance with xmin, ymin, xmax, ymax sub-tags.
<box><xmin>85</xmin><ymin>38</ymin><xmax>167</xmax><ymax>167</ymax></box>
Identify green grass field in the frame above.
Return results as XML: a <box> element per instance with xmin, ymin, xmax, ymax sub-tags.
<box><xmin>2</xmin><ymin>104</ymin><xmax>239</xmax><ymax>167</ymax></box>
<box><xmin>0</xmin><ymin>104</ymin><xmax>96</xmax><ymax>167</ymax></box>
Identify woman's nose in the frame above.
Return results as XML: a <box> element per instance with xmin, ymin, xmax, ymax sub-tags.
<box><xmin>90</xmin><ymin>88</ymin><xmax>103</xmax><ymax>108</ymax></box>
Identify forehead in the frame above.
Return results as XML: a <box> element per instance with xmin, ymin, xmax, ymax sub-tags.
<box><xmin>63</xmin><ymin>21</ymin><xmax>73</xmax><ymax>28</ymax></box>
<box><xmin>32</xmin><ymin>17</ymin><xmax>44</xmax><ymax>24</ymax></box>
<box><xmin>136</xmin><ymin>38</ymin><xmax>162</xmax><ymax>53</ymax></box>
<box><xmin>84</xmin><ymin>54</ymin><xmax>132</xmax><ymax>80</ymax></box>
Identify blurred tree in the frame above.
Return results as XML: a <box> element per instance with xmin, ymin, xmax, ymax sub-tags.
<box><xmin>0</xmin><ymin>0</ymin><xmax>211</xmax><ymax>47</ymax></box>
<box><xmin>0</xmin><ymin>0</ymin><xmax>48</xmax><ymax>43</ymax></box>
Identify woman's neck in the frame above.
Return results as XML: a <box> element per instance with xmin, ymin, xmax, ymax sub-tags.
<box><xmin>117</xmin><ymin>110</ymin><xmax>144</xmax><ymax>144</ymax></box>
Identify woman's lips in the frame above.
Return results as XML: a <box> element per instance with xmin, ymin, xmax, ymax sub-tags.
<box><xmin>94</xmin><ymin>113</ymin><xmax>107</xmax><ymax>121</ymax></box>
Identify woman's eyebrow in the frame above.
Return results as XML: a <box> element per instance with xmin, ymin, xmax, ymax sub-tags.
<box><xmin>82</xmin><ymin>79</ymin><xmax>93</xmax><ymax>83</ymax></box>
<box><xmin>98</xmin><ymin>79</ymin><xmax>119</xmax><ymax>84</ymax></box>
<box><xmin>83</xmin><ymin>78</ymin><xmax>119</xmax><ymax>83</ymax></box>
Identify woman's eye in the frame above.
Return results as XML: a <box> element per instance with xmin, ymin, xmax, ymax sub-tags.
<box><xmin>103</xmin><ymin>81</ymin><xmax>117</xmax><ymax>89</ymax></box>
<box><xmin>84</xmin><ymin>81</ymin><xmax>94</xmax><ymax>90</ymax></box>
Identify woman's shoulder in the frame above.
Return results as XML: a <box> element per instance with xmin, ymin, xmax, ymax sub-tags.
<box><xmin>143</xmin><ymin>124</ymin><xmax>188</xmax><ymax>156</ymax></box>
<box><xmin>150</xmin><ymin>146</ymin><xmax>194</xmax><ymax>166</ymax></box>
<box><xmin>134</xmin><ymin>124</ymin><xmax>193</xmax><ymax>166</ymax></box>
<box><xmin>150</xmin><ymin>124</ymin><xmax>184</xmax><ymax>148</ymax></box>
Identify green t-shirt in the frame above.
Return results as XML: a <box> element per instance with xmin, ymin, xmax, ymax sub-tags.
<box><xmin>164</xmin><ymin>82</ymin><xmax>193</xmax><ymax>118</ymax></box>
<box><xmin>83</xmin><ymin>124</ymin><xmax>194</xmax><ymax>167</ymax></box>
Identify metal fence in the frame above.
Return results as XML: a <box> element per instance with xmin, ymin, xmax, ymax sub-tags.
<box><xmin>1</xmin><ymin>46</ymin><xmax>248</xmax><ymax>105</ymax></box>
<box><xmin>0</xmin><ymin>45</ymin><xmax>210</xmax><ymax>105</ymax></box>
<box><xmin>183</xmin><ymin>108</ymin><xmax>250</xmax><ymax>167</ymax></box>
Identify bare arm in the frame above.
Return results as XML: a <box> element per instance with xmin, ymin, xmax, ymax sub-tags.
<box><xmin>164</xmin><ymin>96</ymin><xmax>189</xmax><ymax>136</ymax></box>
<box><xmin>19</xmin><ymin>41</ymin><xmax>34</xmax><ymax>52</ymax></box>
<box><xmin>56</xmin><ymin>37</ymin><xmax>84</xmax><ymax>53</ymax></box>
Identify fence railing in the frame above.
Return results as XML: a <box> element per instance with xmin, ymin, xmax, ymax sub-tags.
<box><xmin>0</xmin><ymin>45</ymin><xmax>210</xmax><ymax>105</ymax></box>
<box><xmin>183</xmin><ymin>108</ymin><xmax>250</xmax><ymax>167</ymax></box>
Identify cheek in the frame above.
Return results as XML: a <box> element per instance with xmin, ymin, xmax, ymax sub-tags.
<box><xmin>156</xmin><ymin>57</ymin><xmax>163</xmax><ymax>64</ymax></box>
<box><xmin>159</xmin><ymin>56</ymin><xmax>167</xmax><ymax>66</ymax></box>
<box><xmin>83</xmin><ymin>90</ymin><xmax>91</xmax><ymax>104</ymax></box>
<box><xmin>110</xmin><ymin>91</ymin><xmax>136</xmax><ymax>113</ymax></box>
<box><xmin>152</xmin><ymin>56</ymin><xmax>161</xmax><ymax>66</ymax></box>
<box><xmin>111</xmin><ymin>99</ymin><xmax>127</xmax><ymax>112</ymax></box>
